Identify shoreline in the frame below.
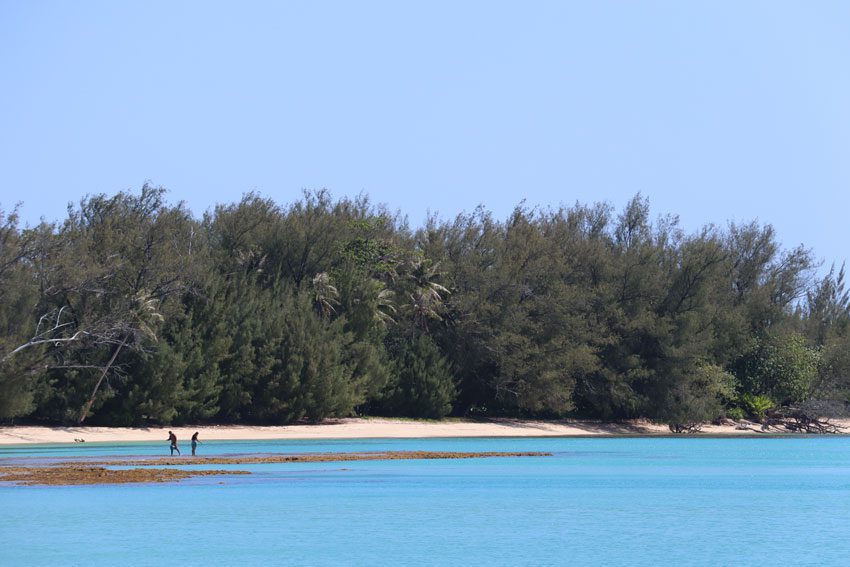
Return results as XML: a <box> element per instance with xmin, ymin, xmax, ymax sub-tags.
<box><xmin>2</xmin><ymin>417</ymin><xmax>849</xmax><ymax>445</ymax></box>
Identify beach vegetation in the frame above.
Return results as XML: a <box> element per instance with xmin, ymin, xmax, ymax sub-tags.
<box><xmin>0</xmin><ymin>189</ymin><xmax>848</xmax><ymax>428</ymax></box>
<box><xmin>380</xmin><ymin>334</ymin><xmax>456</xmax><ymax>419</ymax></box>
<box><xmin>725</xmin><ymin>407</ymin><xmax>746</xmax><ymax>421</ymax></box>
<box><xmin>739</xmin><ymin>394</ymin><xmax>775</xmax><ymax>422</ymax></box>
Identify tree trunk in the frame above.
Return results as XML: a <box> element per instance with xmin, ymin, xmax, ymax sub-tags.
<box><xmin>78</xmin><ymin>335</ymin><xmax>128</xmax><ymax>424</ymax></box>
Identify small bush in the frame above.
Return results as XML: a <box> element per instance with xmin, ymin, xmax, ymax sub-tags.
<box><xmin>739</xmin><ymin>393</ymin><xmax>775</xmax><ymax>422</ymax></box>
<box><xmin>725</xmin><ymin>407</ymin><xmax>746</xmax><ymax>421</ymax></box>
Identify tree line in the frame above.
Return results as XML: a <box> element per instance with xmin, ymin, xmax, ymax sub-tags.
<box><xmin>1</xmin><ymin>186</ymin><xmax>848</xmax><ymax>428</ymax></box>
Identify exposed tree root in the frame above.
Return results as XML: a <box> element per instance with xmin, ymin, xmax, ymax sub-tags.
<box><xmin>765</xmin><ymin>407</ymin><xmax>846</xmax><ymax>434</ymax></box>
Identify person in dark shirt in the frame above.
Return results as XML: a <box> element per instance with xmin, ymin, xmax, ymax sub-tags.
<box><xmin>168</xmin><ymin>431</ymin><xmax>180</xmax><ymax>456</ymax></box>
<box><xmin>191</xmin><ymin>432</ymin><xmax>201</xmax><ymax>456</ymax></box>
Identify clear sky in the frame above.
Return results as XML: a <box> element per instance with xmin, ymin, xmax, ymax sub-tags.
<box><xmin>2</xmin><ymin>1</ymin><xmax>848</xmax><ymax>271</ymax></box>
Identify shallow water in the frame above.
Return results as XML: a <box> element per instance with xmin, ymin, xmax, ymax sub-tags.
<box><xmin>3</xmin><ymin>437</ymin><xmax>850</xmax><ymax>566</ymax></box>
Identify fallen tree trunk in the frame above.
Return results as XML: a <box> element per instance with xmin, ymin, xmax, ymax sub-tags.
<box><xmin>765</xmin><ymin>407</ymin><xmax>846</xmax><ymax>434</ymax></box>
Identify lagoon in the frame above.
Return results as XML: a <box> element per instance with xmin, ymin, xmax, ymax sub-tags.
<box><xmin>3</xmin><ymin>437</ymin><xmax>850</xmax><ymax>565</ymax></box>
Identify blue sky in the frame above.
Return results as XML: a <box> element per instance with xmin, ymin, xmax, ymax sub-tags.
<box><xmin>1</xmin><ymin>1</ymin><xmax>848</xmax><ymax>271</ymax></box>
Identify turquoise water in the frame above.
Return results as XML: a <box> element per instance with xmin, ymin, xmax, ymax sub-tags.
<box><xmin>3</xmin><ymin>437</ymin><xmax>850</xmax><ymax>566</ymax></box>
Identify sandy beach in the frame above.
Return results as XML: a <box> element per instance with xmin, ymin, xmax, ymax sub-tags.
<box><xmin>2</xmin><ymin>417</ymin><xmax>848</xmax><ymax>445</ymax></box>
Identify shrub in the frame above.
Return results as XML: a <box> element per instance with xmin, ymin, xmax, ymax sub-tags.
<box><xmin>739</xmin><ymin>393</ymin><xmax>775</xmax><ymax>421</ymax></box>
<box><xmin>735</xmin><ymin>333</ymin><xmax>819</xmax><ymax>404</ymax></box>
<box><xmin>725</xmin><ymin>407</ymin><xmax>746</xmax><ymax>421</ymax></box>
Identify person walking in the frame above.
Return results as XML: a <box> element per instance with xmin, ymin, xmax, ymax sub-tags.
<box><xmin>168</xmin><ymin>431</ymin><xmax>180</xmax><ymax>456</ymax></box>
<box><xmin>191</xmin><ymin>432</ymin><xmax>201</xmax><ymax>456</ymax></box>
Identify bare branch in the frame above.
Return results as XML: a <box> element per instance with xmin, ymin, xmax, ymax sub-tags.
<box><xmin>2</xmin><ymin>330</ymin><xmax>88</xmax><ymax>362</ymax></box>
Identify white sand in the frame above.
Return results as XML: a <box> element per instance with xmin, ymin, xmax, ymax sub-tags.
<box><xmin>1</xmin><ymin>417</ymin><xmax>846</xmax><ymax>445</ymax></box>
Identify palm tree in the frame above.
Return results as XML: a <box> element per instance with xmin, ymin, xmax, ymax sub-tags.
<box><xmin>405</xmin><ymin>258</ymin><xmax>450</xmax><ymax>331</ymax></box>
<box><xmin>312</xmin><ymin>272</ymin><xmax>340</xmax><ymax>319</ymax></box>
<box><xmin>354</xmin><ymin>278</ymin><xmax>397</xmax><ymax>328</ymax></box>
<box><xmin>374</xmin><ymin>285</ymin><xmax>397</xmax><ymax>327</ymax></box>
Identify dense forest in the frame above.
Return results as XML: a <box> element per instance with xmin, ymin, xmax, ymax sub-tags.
<box><xmin>1</xmin><ymin>186</ymin><xmax>848</xmax><ymax>429</ymax></box>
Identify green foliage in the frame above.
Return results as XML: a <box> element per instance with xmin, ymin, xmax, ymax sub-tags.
<box><xmin>699</xmin><ymin>364</ymin><xmax>738</xmax><ymax>401</ymax></box>
<box><xmin>382</xmin><ymin>335</ymin><xmax>456</xmax><ymax>419</ymax></box>
<box><xmin>95</xmin><ymin>342</ymin><xmax>187</xmax><ymax>426</ymax></box>
<box><xmin>0</xmin><ymin>189</ymin><xmax>840</xmax><ymax>427</ymax></box>
<box><xmin>339</xmin><ymin>217</ymin><xmax>399</xmax><ymax>277</ymax></box>
<box><xmin>197</xmin><ymin>277</ymin><xmax>365</xmax><ymax>423</ymax></box>
<box><xmin>814</xmin><ymin>334</ymin><xmax>850</xmax><ymax>401</ymax></box>
<box><xmin>739</xmin><ymin>393</ymin><xmax>775</xmax><ymax>421</ymax></box>
<box><xmin>657</xmin><ymin>364</ymin><xmax>737</xmax><ymax>431</ymax></box>
<box><xmin>0</xmin><ymin>206</ymin><xmax>41</xmax><ymax>419</ymax></box>
<box><xmin>725</xmin><ymin>406</ymin><xmax>746</xmax><ymax>420</ymax></box>
<box><xmin>253</xmin><ymin>290</ymin><xmax>359</xmax><ymax>423</ymax></box>
<box><xmin>735</xmin><ymin>333</ymin><xmax>820</xmax><ymax>404</ymax></box>
<box><xmin>0</xmin><ymin>361</ymin><xmax>37</xmax><ymax>420</ymax></box>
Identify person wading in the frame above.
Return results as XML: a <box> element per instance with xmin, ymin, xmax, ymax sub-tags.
<box><xmin>191</xmin><ymin>432</ymin><xmax>202</xmax><ymax>456</ymax></box>
<box><xmin>168</xmin><ymin>431</ymin><xmax>180</xmax><ymax>456</ymax></box>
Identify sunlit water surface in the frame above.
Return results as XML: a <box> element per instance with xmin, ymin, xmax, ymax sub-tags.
<box><xmin>3</xmin><ymin>437</ymin><xmax>850</xmax><ymax>566</ymax></box>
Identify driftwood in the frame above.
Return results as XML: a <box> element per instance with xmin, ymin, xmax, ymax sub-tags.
<box><xmin>765</xmin><ymin>406</ymin><xmax>846</xmax><ymax>434</ymax></box>
<box><xmin>672</xmin><ymin>401</ymin><xmax>848</xmax><ymax>434</ymax></box>
<box><xmin>668</xmin><ymin>422</ymin><xmax>703</xmax><ymax>434</ymax></box>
